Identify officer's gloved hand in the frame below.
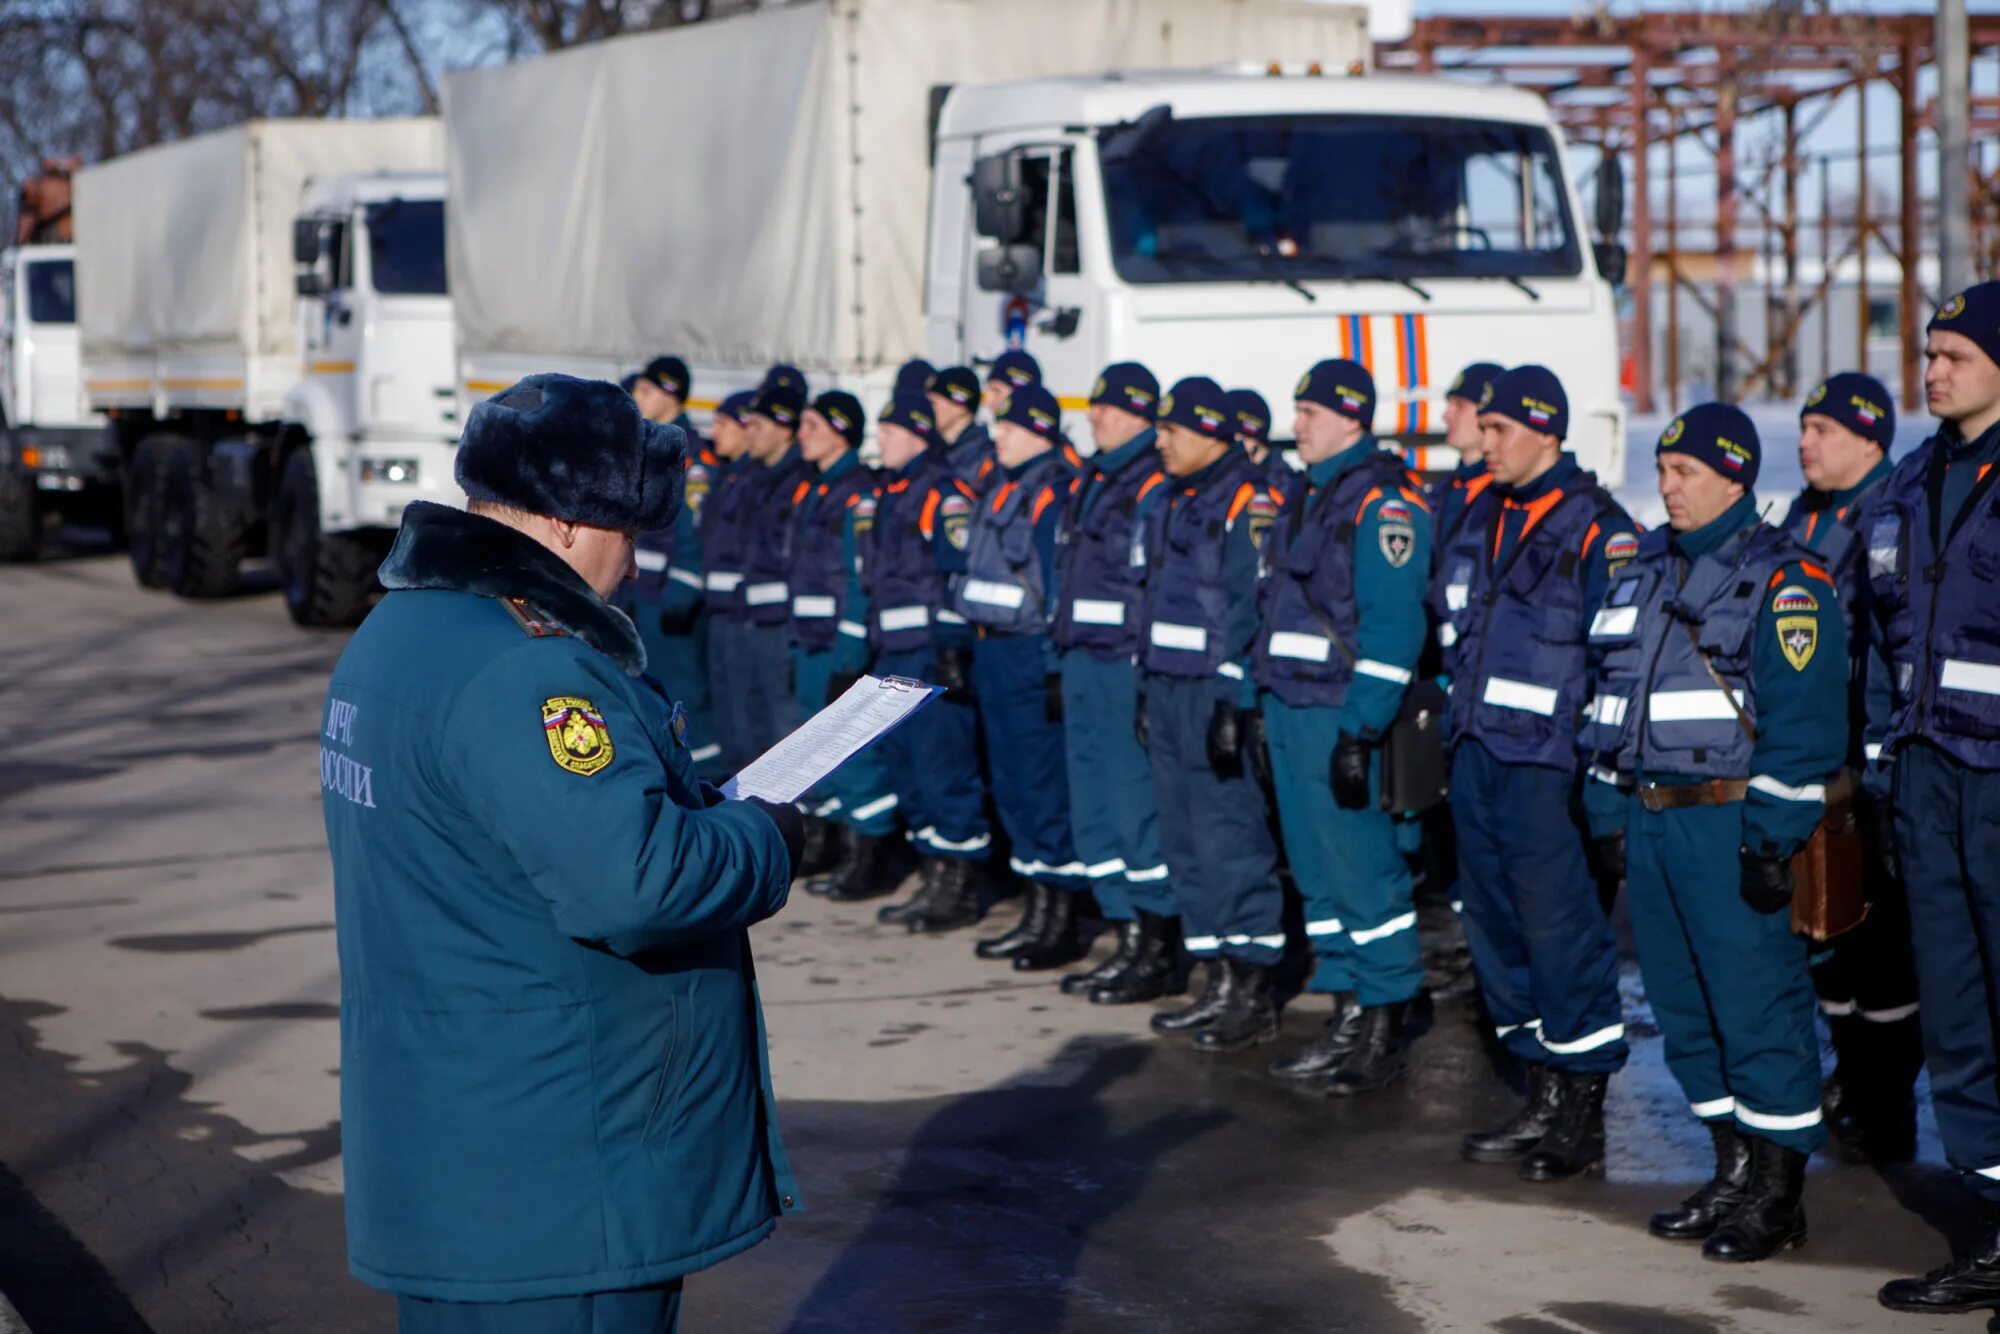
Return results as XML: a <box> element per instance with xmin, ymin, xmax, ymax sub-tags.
<box><xmin>1330</xmin><ymin>733</ymin><xmax>1372</xmax><ymax>810</ymax></box>
<box><xmin>1134</xmin><ymin>694</ymin><xmax>1150</xmax><ymax>750</ymax></box>
<box><xmin>826</xmin><ymin>673</ymin><xmax>862</xmax><ymax>706</ymax></box>
<box><xmin>1243</xmin><ymin>707</ymin><xmax>1273</xmax><ymax>790</ymax></box>
<box><xmin>933</xmin><ymin>646</ymin><xmax>973</xmax><ymax>695</ymax></box>
<box><xmin>1044</xmin><ymin>673</ymin><xmax>1064</xmax><ymax>724</ymax></box>
<box><xmin>1738</xmin><ymin>847</ymin><xmax>1795</xmax><ymax>914</ymax></box>
<box><xmin>658</xmin><ymin>604</ymin><xmax>699</xmax><ymax>636</ymax></box>
<box><xmin>1206</xmin><ymin>700</ymin><xmax>1245</xmax><ymax>778</ymax></box>
<box><xmin>1862</xmin><ymin>796</ymin><xmax>1901</xmax><ymax>885</ymax></box>
<box><xmin>748</xmin><ymin>798</ymin><xmax>806</xmax><ymax>879</ymax></box>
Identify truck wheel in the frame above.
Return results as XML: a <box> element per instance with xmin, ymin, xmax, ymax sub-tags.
<box><xmin>126</xmin><ymin>436</ymin><xmax>175</xmax><ymax>588</ymax></box>
<box><xmin>0</xmin><ymin>465</ymin><xmax>39</xmax><ymax>562</ymax></box>
<box><xmin>273</xmin><ymin>449</ymin><xmax>376</xmax><ymax>627</ymax></box>
<box><xmin>160</xmin><ymin>440</ymin><xmax>246</xmax><ymax>598</ymax></box>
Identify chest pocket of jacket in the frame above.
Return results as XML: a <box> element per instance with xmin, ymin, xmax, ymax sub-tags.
<box><xmin>1506</xmin><ymin>542</ymin><xmax>1585</xmax><ymax>646</ymax></box>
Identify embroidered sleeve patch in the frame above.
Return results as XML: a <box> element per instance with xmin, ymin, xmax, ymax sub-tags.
<box><xmin>1376</xmin><ymin>498</ymin><xmax>1414</xmax><ymax>525</ymax></box>
<box><xmin>1603</xmin><ymin>532</ymin><xmax>1640</xmax><ymax>562</ymax></box>
<box><xmin>1776</xmin><ymin>617</ymin><xmax>1818</xmax><ymax>671</ymax></box>
<box><xmin>940</xmin><ymin>492</ymin><xmax>972</xmax><ymax>550</ymax></box>
<box><xmin>1771</xmin><ymin>585</ymin><xmax>1820</xmax><ymax>614</ymax></box>
<box><xmin>542</xmin><ymin>696</ymin><xmax>615</xmax><ymax>775</ymax></box>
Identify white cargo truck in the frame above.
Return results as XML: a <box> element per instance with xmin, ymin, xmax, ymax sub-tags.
<box><xmin>0</xmin><ymin>242</ymin><xmax>116</xmax><ymax>559</ymax></box>
<box><xmin>446</xmin><ymin>0</ymin><xmax>1626</xmax><ymax>482</ymax></box>
<box><xmin>76</xmin><ymin>119</ymin><xmax>457</xmax><ymax>625</ymax></box>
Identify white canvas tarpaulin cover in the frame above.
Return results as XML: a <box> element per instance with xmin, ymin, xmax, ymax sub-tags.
<box><xmin>75</xmin><ymin>119</ymin><xmax>443</xmax><ymax>362</ymax></box>
<box><xmin>445</xmin><ymin>0</ymin><xmax>1368</xmax><ymax>375</ymax></box>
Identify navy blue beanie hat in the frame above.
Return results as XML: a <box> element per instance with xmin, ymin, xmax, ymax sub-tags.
<box><xmin>1159</xmin><ymin>376</ymin><xmax>1234</xmax><ymax>440</ymax></box>
<box><xmin>751</xmin><ymin>377</ymin><xmax>805</xmax><ymax>429</ymax></box>
<box><xmin>894</xmin><ymin>359</ymin><xmax>936</xmax><ymax>399</ymax></box>
<box><xmin>1658</xmin><ymin>402</ymin><xmax>1761</xmax><ymax>487</ymax></box>
<box><xmin>1801</xmin><ymin>371</ymin><xmax>1894</xmax><ymax>451</ymax></box>
<box><xmin>1447</xmin><ymin>361</ymin><xmax>1505</xmax><ymax>406</ymax></box>
<box><xmin>1090</xmin><ymin>361</ymin><xmax>1160</xmax><ymax>420</ymax></box>
<box><xmin>762</xmin><ymin>362</ymin><xmax>809</xmax><ymax>397</ymax></box>
<box><xmin>809</xmin><ymin>390</ymin><xmax>865</xmax><ymax>449</ymax></box>
<box><xmin>930</xmin><ymin>365</ymin><xmax>980</xmax><ymax>409</ymax></box>
<box><xmin>716</xmin><ymin>389</ymin><xmax>755</xmax><ymax>425</ymax></box>
<box><xmin>1226</xmin><ymin>388</ymin><xmax>1272</xmax><ymax>442</ymax></box>
<box><xmin>990</xmin><ymin>350</ymin><xmax>1042</xmax><ymax>390</ymax></box>
<box><xmin>881</xmin><ymin>391</ymin><xmax>939</xmax><ymax>445</ymax></box>
<box><xmin>1929</xmin><ymin>281</ymin><xmax>2000</xmax><ymax>370</ymax></box>
<box><xmin>997</xmin><ymin>383</ymin><xmax>1062</xmax><ymax>441</ymax></box>
<box><xmin>639</xmin><ymin>355</ymin><xmax>690</xmax><ymax>400</ymax></box>
<box><xmin>1481</xmin><ymin>364</ymin><xmax>1569</xmax><ymax>441</ymax></box>
<box><xmin>1295</xmin><ymin>358</ymin><xmax>1376</xmax><ymax>425</ymax></box>
<box><xmin>456</xmin><ymin>374</ymin><xmax>684</xmax><ymax>531</ymax></box>
<box><xmin>617</xmin><ymin>372</ymin><xmax>641</xmax><ymax>394</ymax></box>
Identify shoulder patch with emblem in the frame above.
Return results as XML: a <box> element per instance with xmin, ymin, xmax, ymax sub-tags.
<box><xmin>1372</xmin><ymin>496</ymin><xmax>1416</xmax><ymax>568</ymax></box>
<box><xmin>542</xmin><ymin>696</ymin><xmax>614</xmax><ymax>776</ymax></box>
<box><xmin>1377</xmin><ymin>498</ymin><xmax>1414</xmax><ymax>526</ymax></box>
<box><xmin>1771</xmin><ymin>585</ymin><xmax>1819</xmax><ymax>614</ymax></box>
<box><xmin>1776</xmin><ymin>616</ymin><xmax>1818</xmax><ymax>671</ymax></box>
<box><xmin>940</xmin><ymin>491</ymin><xmax>972</xmax><ymax>550</ymax></box>
<box><xmin>1247</xmin><ymin>490</ymin><xmax>1279</xmax><ymax>551</ymax></box>
<box><xmin>683</xmin><ymin>464</ymin><xmax>712</xmax><ymax>517</ymax></box>
<box><xmin>1603</xmin><ymin>531</ymin><xmax>1640</xmax><ymax>563</ymax></box>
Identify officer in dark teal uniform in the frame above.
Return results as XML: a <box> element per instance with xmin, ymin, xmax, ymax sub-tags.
<box><xmin>1436</xmin><ymin>366</ymin><xmax>1636</xmax><ymax>1176</ymax></box>
<box><xmin>1255</xmin><ymin>359</ymin><xmax>1432</xmax><ymax>1094</ymax></box>
<box><xmin>1227</xmin><ymin>387</ymin><xmax>1294</xmax><ymax>494</ymax></box>
<box><xmin>1048</xmin><ymin>362</ymin><xmax>1178</xmax><ymax>1003</ymax></box>
<box><xmin>1429</xmin><ymin>361</ymin><xmax>1503</xmax><ymax>551</ymax></box>
<box><xmin>1141</xmin><ymin>376</ymin><xmax>1287</xmax><ymax>1050</ymax></box>
<box><xmin>1581</xmin><ymin>403</ymin><xmax>1845</xmax><ymax>1264</ymax></box>
<box><xmin>323</xmin><ymin>374</ymin><xmax>803</xmax><ymax>1333</ymax></box>
<box><xmin>1874</xmin><ymin>284</ymin><xmax>2000</xmax><ymax>1319</ymax></box>
<box><xmin>930</xmin><ymin>366</ymin><xmax>996</xmax><ymax>496</ymax></box>
<box><xmin>786</xmin><ymin>391</ymin><xmax>906</xmax><ymax>900</ymax></box>
<box><xmin>1776</xmin><ymin>371</ymin><xmax>1919</xmax><ymax>1166</ymax></box>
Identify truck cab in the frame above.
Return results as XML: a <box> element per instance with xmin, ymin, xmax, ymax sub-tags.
<box><xmin>0</xmin><ymin>242</ymin><xmax>113</xmax><ymax>558</ymax></box>
<box><xmin>930</xmin><ymin>68</ymin><xmax>1626</xmax><ymax>483</ymax></box>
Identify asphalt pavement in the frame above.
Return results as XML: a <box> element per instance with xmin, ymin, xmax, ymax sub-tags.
<box><xmin>0</xmin><ymin>541</ymin><xmax>1982</xmax><ymax>1333</ymax></box>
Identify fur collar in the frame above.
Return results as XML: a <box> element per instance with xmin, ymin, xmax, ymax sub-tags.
<box><xmin>378</xmin><ymin>501</ymin><xmax>645</xmax><ymax>674</ymax></box>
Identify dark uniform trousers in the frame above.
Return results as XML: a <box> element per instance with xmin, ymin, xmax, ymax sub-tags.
<box><xmin>398</xmin><ymin>1283</ymin><xmax>682</xmax><ymax>1334</ymax></box>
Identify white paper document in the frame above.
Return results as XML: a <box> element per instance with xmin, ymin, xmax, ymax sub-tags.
<box><xmin>721</xmin><ymin>674</ymin><xmax>940</xmax><ymax>804</ymax></box>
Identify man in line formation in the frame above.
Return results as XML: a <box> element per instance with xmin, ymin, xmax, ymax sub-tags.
<box><xmin>619</xmin><ymin>285</ymin><xmax>2000</xmax><ymax>1293</ymax></box>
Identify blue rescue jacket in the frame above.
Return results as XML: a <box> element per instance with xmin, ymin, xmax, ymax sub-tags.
<box><xmin>784</xmin><ymin>450</ymin><xmax>876</xmax><ymax>657</ymax></box>
<box><xmin>701</xmin><ymin>457</ymin><xmax>755</xmax><ymax>617</ymax></box>
<box><xmin>631</xmin><ymin>416</ymin><xmax>712</xmax><ymax>616</ymax></box>
<box><xmin>1141</xmin><ymin>449</ymin><xmax>1280</xmax><ymax>700</ymax></box>
<box><xmin>956</xmin><ymin>450</ymin><xmax>1072</xmax><ymax>634</ymax></box>
<box><xmin>1051</xmin><ymin>428</ymin><xmax>1166</xmax><ymax>659</ymax></box>
<box><xmin>865</xmin><ymin>448</ymin><xmax>976</xmax><ymax>654</ymax></box>
<box><xmin>1781</xmin><ymin>457</ymin><xmax>1890</xmax><ymax>770</ymax></box>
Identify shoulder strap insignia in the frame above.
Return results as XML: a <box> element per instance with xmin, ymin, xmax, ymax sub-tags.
<box><xmin>500</xmin><ymin>597</ymin><xmax>567</xmax><ymax>638</ymax></box>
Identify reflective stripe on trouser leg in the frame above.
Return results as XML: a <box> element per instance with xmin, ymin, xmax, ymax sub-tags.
<box><xmin>790</xmin><ymin>647</ymin><xmax>899</xmax><ymax>836</ymax></box>
<box><xmin>1060</xmin><ymin>650</ymin><xmax>1173</xmax><ymax>919</ymax></box>
<box><xmin>873</xmin><ymin>647</ymin><xmax>990</xmax><ymax>861</ymax></box>
<box><xmin>1452</xmin><ymin>741</ymin><xmax>1628</xmax><ymax>1072</ymax></box>
<box><xmin>1147</xmin><ymin>675</ymin><xmax>1282</xmax><ymax>963</ymax></box>
<box><xmin>632</xmin><ymin>600</ymin><xmax>722</xmax><ymax>779</ymax></box>
<box><xmin>1622</xmin><ymin>799</ymin><xmax>1731</xmax><ymax>1124</ymax></box>
<box><xmin>1263</xmin><ymin>695</ymin><xmax>1352</xmax><ymax>993</ymax></box>
<box><xmin>1640</xmin><ymin>801</ymin><xmax>1827</xmax><ymax>1153</ymax></box>
<box><xmin>972</xmin><ymin>635</ymin><xmax>1083</xmax><ymax>887</ymax></box>
<box><xmin>1899</xmin><ymin>746</ymin><xmax>2000</xmax><ymax>1197</ymax></box>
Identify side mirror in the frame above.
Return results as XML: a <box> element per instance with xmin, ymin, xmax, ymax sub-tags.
<box><xmin>293</xmin><ymin>218</ymin><xmax>322</xmax><ymax>266</ymax></box>
<box><xmin>294</xmin><ymin>269</ymin><xmax>327</xmax><ymax>298</ymax></box>
<box><xmin>1592</xmin><ymin>240</ymin><xmax>1627</xmax><ymax>287</ymax></box>
<box><xmin>1593</xmin><ymin>154</ymin><xmax>1625</xmax><ymax>240</ymax></box>
<box><xmin>972</xmin><ymin>153</ymin><xmax>1029</xmax><ymax>243</ymax></box>
<box><xmin>976</xmin><ymin>243</ymin><xmax>1043</xmax><ymax>295</ymax></box>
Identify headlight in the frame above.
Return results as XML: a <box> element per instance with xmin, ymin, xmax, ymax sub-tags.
<box><xmin>359</xmin><ymin>457</ymin><xmax>419</xmax><ymax>485</ymax></box>
<box><xmin>19</xmin><ymin>442</ymin><xmax>71</xmax><ymax>472</ymax></box>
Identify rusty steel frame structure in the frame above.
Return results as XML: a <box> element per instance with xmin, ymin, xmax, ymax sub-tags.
<box><xmin>1379</xmin><ymin>11</ymin><xmax>2000</xmax><ymax>413</ymax></box>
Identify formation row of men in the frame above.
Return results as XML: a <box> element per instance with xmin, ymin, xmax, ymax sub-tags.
<box><xmin>615</xmin><ymin>278</ymin><xmax>2000</xmax><ymax>1312</ymax></box>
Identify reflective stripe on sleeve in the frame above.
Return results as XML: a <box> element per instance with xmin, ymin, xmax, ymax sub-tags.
<box><xmin>937</xmin><ymin>609</ymin><xmax>968</xmax><ymax>625</ymax></box>
<box><xmin>1748</xmin><ymin>774</ymin><xmax>1826</xmax><ymax>803</ymax></box>
<box><xmin>1481</xmin><ymin>676</ymin><xmax>1559</xmax><ymax>716</ymax></box>
<box><xmin>1865</xmin><ymin>743</ymin><xmax>1884</xmax><ymax>762</ymax></box>
<box><xmin>1438</xmin><ymin>623</ymin><xmax>1459</xmax><ymax>647</ymax></box>
<box><xmin>1445</xmin><ymin>583</ymin><xmax>1469</xmax><ymax>611</ymax></box>
<box><xmin>668</xmin><ymin>566</ymin><xmax>704</xmax><ymax>589</ymax></box>
<box><xmin>1587</xmin><ymin>694</ymin><xmax>1629</xmax><ymax>727</ymax></box>
<box><xmin>1354</xmin><ymin>659</ymin><xmax>1414</xmax><ymax>685</ymax></box>
<box><xmin>634</xmin><ymin>549</ymin><xmax>668</xmax><ymax>572</ymax></box>
<box><xmin>1216</xmin><ymin>662</ymin><xmax>1245</xmax><ymax>681</ymax></box>
<box><xmin>838</xmin><ymin>620</ymin><xmax>868</xmax><ymax>639</ymax></box>
<box><xmin>705</xmin><ymin>571</ymin><xmax>744</xmax><ymax>592</ymax></box>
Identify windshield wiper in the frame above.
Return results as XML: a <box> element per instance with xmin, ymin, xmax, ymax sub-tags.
<box><xmin>1388</xmin><ymin>275</ymin><xmax>1432</xmax><ymax>303</ymax></box>
<box><xmin>1499</xmin><ymin>275</ymin><xmax>1542</xmax><ymax>301</ymax></box>
<box><xmin>1254</xmin><ymin>271</ymin><xmax>1317</xmax><ymax>303</ymax></box>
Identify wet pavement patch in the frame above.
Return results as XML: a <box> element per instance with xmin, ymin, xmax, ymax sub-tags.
<box><xmin>199</xmin><ymin>1002</ymin><xmax>340</xmax><ymax>1021</ymax></box>
<box><xmin>107</xmin><ymin>923</ymin><xmax>334</xmax><ymax>953</ymax></box>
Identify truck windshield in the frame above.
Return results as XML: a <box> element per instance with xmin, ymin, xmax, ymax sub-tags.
<box><xmin>26</xmin><ymin>259</ymin><xmax>75</xmax><ymax>324</ymax></box>
<box><xmin>1100</xmin><ymin>114</ymin><xmax>1581</xmax><ymax>284</ymax></box>
<box><xmin>365</xmin><ymin>199</ymin><xmax>447</xmax><ymax>296</ymax></box>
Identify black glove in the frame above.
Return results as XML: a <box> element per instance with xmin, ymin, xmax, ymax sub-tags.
<box><xmin>1206</xmin><ymin>700</ymin><xmax>1244</xmax><ymax>778</ymax></box>
<box><xmin>1738</xmin><ymin>848</ymin><xmax>1795</xmax><ymax>914</ymax></box>
<box><xmin>658</xmin><ymin>604</ymin><xmax>699</xmax><ymax>636</ymax></box>
<box><xmin>1330</xmin><ymin>733</ymin><xmax>1372</xmax><ymax>810</ymax></box>
<box><xmin>1861</xmin><ymin>795</ymin><xmax>1901</xmax><ymax>885</ymax></box>
<box><xmin>826</xmin><ymin>672</ymin><xmax>862</xmax><ymax>706</ymax></box>
<box><xmin>1243</xmin><ymin>707</ymin><xmax>1273</xmax><ymax>790</ymax></box>
<box><xmin>749</xmin><ymin>798</ymin><xmax>806</xmax><ymax>879</ymax></box>
<box><xmin>933</xmin><ymin>646</ymin><xmax>973</xmax><ymax>694</ymax></box>
<box><xmin>1044</xmin><ymin>672</ymin><xmax>1065</xmax><ymax>724</ymax></box>
<box><xmin>1134</xmin><ymin>694</ymin><xmax>1150</xmax><ymax>750</ymax></box>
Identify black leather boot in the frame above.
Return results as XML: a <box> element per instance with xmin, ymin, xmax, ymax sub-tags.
<box><xmin>876</xmin><ymin>856</ymin><xmax>936</xmax><ymax>924</ymax></box>
<box><xmin>905</xmin><ymin>857</ymin><xmax>981</xmax><ymax>933</ymax></box>
<box><xmin>1520</xmin><ymin>1072</ymin><xmax>1608</xmax><ymax>1181</ymax></box>
<box><xmin>1462</xmin><ymin>1063</ymin><xmax>1564</xmax><ymax>1162</ymax></box>
<box><xmin>798</xmin><ymin>816</ymin><xmax>841</xmax><ymax>881</ymax></box>
<box><xmin>1323</xmin><ymin>1001</ymin><xmax>1411</xmax><ymax>1096</ymax></box>
<box><xmin>1091</xmin><ymin>912</ymin><xmax>1180</xmax><ymax>1005</ymax></box>
<box><xmin>1193</xmin><ymin>961</ymin><xmax>1279</xmax><ymax>1052</ymax></box>
<box><xmin>1650</xmin><ymin>1120</ymin><xmax>1752</xmax><ymax>1240</ymax></box>
<box><xmin>1828</xmin><ymin>1016</ymin><xmax>1921</xmax><ymax>1164</ymax></box>
<box><xmin>975</xmin><ymin>883</ymin><xmax>1048</xmax><ymax>959</ymax></box>
<box><xmin>1879</xmin><ymin>1221</ymin><xmax>2000</xmax><ymax>1315</ymax></box>
<box><xmin>1702</xmin><ymin>1136</ymin><xmax>1807</xmax><ymax>1262</ymax></box>
<box><xmin>1011</xmin><ymin>887</ymin><xmax>1086</xmax><ymax>971</ymax></box>
<box><xmin>1152</xmin><ymin>959</ymin><xmax>1227</xmax><ymax>1034</ymax></box>
<box><xmin>824</xmin><ymin>832</ymin><xmax>916</xmax><ymax>903</ymax></box>
<box><xmin>1268</xmin><ymin>992</ymin><xmax>1363</xmax><ymax>1081</ymax></box>
<box><xmin>1062</xmin><ymin>919</ymin><xmax>1139</xmax><ymax>995</ymax></box>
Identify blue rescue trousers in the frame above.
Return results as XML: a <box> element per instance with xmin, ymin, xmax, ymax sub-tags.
<box><xmin>1622</xmin><ymin>798</ymin><xmax>1826</xmax><ymax>1154</ymax></box>
<box><xmin>1060</xmin><ymin>649</ymin><xmax>1173</xmax><ymax>919</ymax></box>
<box><xmin>874</xmin><ymin>646</ymin><xmax>991</xmax><ymax>861</ymax></box>
<box><xmin>973</xmin><ymin>632</ymin><xmax>1082</xmax><ymax>886</ymax></box>
<box><xmin>1146</xmin><ymin>674</ymin><xmax>1282</xmax><ymax>965</ymax></box>
<box><xmin>790</xmin><ymin>647</ymin><xmax>899</xmax><ymax>837</ymax></box>
<box><xmin>1451</xmin><ymin>741</ymin><xmax>1627</xmax><ymax>1072</ymax></box>
<box><xmin>707</xmin><ymin>617</ymin><xmax>800</xmax><ymax>777</ymax></box>
<box><xmin>632</xmin><ymin>603</ymin><xmax>722</xmax><ymax>779</ymax></box>
<box><xmin>1265</xmin><ymin>695</ymin><xmax>1421</xmax><ymax>1004</ymax></box>
<box><xmin>398</xmin><ymin>1283</ymin><xmax>681</xmax><ymax>1333</ymax></box>
<box><xmin>1896</xmin><ymin>741</ymin><xmax>2000</xmax><ymax>1199</ymax></box>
